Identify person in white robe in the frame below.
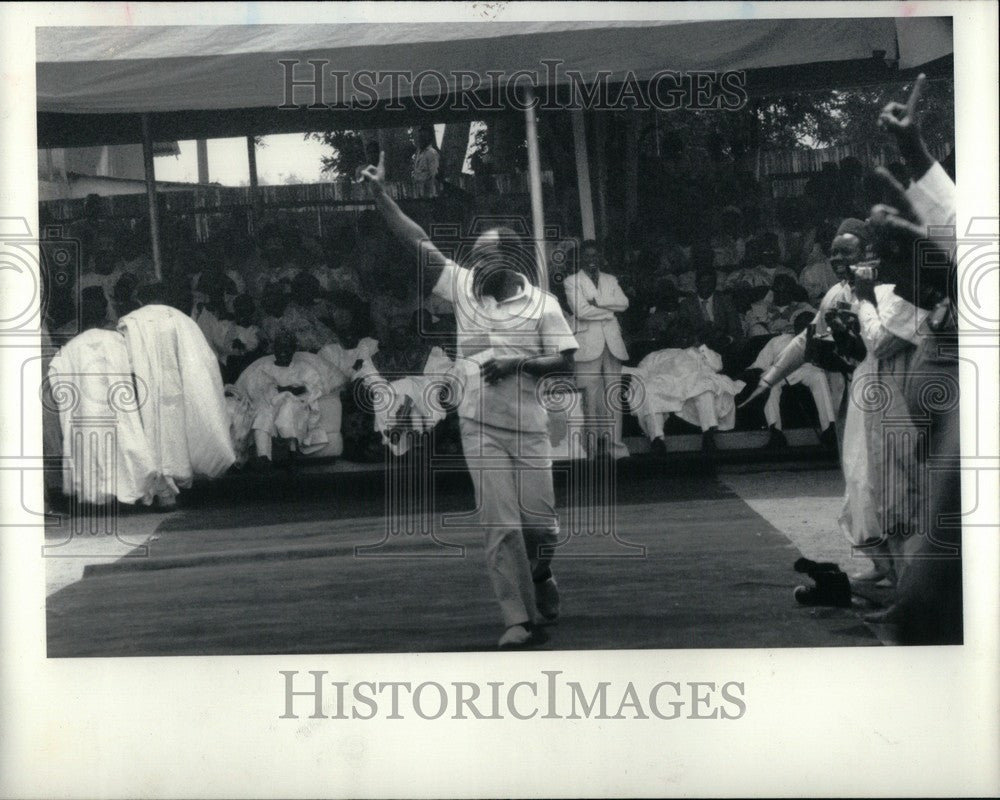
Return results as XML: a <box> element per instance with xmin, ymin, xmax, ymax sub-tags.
<box><xmin>317</xmin><ymin>333</ymin><xmax>381</xmax><ymax>460</ymax></box>
<box><xmin>840</xmin><ymin>275</ymin><xmax>927</xmax><ymax>583</ymax></box>
<box><xmin>233</xmin><ymin>331</ymin><xmax>330</xmax><ymax>466</ymax></box>
<box><xmin>117</xmin><ymin>300</ymin><xmax>235</xmax><ymax>506</ymax></box>
<box><xmin>748</xmin><ymin>310</ymin><xmax>837</xmax><ymax>448</ymax></box>
<box><xmin>48</xmin><ymin>322</ymin><xmax>157</xmax><ymax>507</ymax></box>
<box><xmin>628</xmin><ymin>335</ymin><xmax>745</xmax><ymax>454</ymax></box>
<box><xmin>318</xmin><ymin>336</ymin><xmax>379</xmax><ymax>385</ymax></box>
<box><xmin>355</xmin><ymin>341</ymin><xmax>454</xmax><ymax>457</ymax></box>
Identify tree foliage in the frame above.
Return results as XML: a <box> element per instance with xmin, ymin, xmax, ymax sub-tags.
<box><xmin>652</xmin><ymin>78</ymin><xmax>955</xmax><ymax>160</ymax></box>
<box><xmin>306</xmin><ymin>128</ymin><xmax>416</xmax><ymax>181</ymax></box>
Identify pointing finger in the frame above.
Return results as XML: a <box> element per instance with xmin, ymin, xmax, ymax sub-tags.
<box><xmin>906</xmin><ymin>73</ymin><xmax>927</xmax><ymax>118</ymax></box>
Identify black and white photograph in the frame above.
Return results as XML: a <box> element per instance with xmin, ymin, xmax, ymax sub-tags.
<box><xmin>1</xmin><ymin>2</ymin><xmax>997</xmax><ymax>797</ymax></box>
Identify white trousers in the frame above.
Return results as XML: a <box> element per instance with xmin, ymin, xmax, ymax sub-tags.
<box><xmin>460</xmin><ymin>418</ymin><xmax>559</xmax><ymax>628</ymax></box>
<box><xmin>764</xmin><ymin>364</ymin><xmax>836</xmax><ymax>431</ymax></box>
<box><xmin>574</xmin><ymin>346</ymin><xmax>629</xmax><ymax>458</ymax></box>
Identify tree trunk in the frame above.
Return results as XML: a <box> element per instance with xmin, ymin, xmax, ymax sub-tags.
<box><xmin>438</xmin><ymin>122</ymin><xmax>470</xmax><ymax>183</ymax></box>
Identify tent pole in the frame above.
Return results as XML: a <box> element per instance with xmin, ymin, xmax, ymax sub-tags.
<box><xmin>196</xmin><ymin>139</ymin><xmax>210</xmax><ymax>183</ymax></box>
<box><xmin>523</xmin><ymin>85</ymin><xmax>546</xmax><ymax>288</ymax></box>
<box><xmin>571</xmin><ymin>109</ymin><xmax>596</xmax><ymax>240</ymax></box>
<box><xmin>625</xmin><ymin>114</ymin><xmax>639</xmax><ymax>231</ymax></box>
<box><xmin>141</xmin><ymin>113</ymin><xmax>163</xmax><ymax>282</ymax></box>
<box><xmin>592</xmin><ymin>112</ymin><xmax>609</xmax><ymax>239</ymax></box>
<box><xmin>246</xmin><ymin>135</ymin><xmax>260</xmax><ymax>233</ymax></box>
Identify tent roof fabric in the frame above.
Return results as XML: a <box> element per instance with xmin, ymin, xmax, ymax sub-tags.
<box><xmin>36</xmin><ymin>18</ymin><xmax>954</xmax><ymax>114</ymax></box>
<box><xmin>34</xmin><ymin>18</ymin><xmax>952</xmax><ymax>147</ymax></box>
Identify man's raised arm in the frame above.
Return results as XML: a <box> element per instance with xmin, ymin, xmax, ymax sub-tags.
<box><xmin>359</xmin><ymin>154</ymin><xmax>448</xmax><ymax>293</ymax></box>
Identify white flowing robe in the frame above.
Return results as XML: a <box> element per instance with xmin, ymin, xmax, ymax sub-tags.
<box><xmin>234</xmin><ymin>353</ymin><xmax>329</xmax><ymax>454</ymax></box>
<box><xmin>356</xmin><ymin>346</ymin><xmax>454</xmax><ymax>456</ymax></box>
<box><xmin>629</xmin><ymin>345</ymin><xmax>745</xmax><ymax>431</ymax></box>
<box><xmin>48</xmin><ymin>329</ymin><xmax>157</xmax><ymax>505</ymax></box>
<box><xmin>117</xmin><ymin>304</ymin><xmax>235</xmax><ymax>500</ymax></box>
<box><xmin>839</xmin><ymin>284</ymin><xmax>927</xmax><ymax>548</ymax></box>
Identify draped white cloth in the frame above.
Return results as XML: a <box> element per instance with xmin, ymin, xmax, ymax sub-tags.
<box><xmin>356</xmin><ymin>346</ymin><xmax>454</xmax><ymax>456</ymax></box>
<box><xmin>233</xmin><ymin>353</ymin><xmax>330</xmax><ymax>455</ymax></box>
<box><xmin>117</xmin><ymin>304</ymin><xmax>235</xmax><ymax>500</ymax></box>
<box><xmin>48</xmin><ymin>329</ymin><xmax>157</xmax><ymax>505</ymax></box>
<box><xmin>317</xmin><ymin>338</ymin><xmax>380</xmax><ymax>390</ymax></box>
<box><xmin>629</xmin><ymin>345</ymin><xmax>745</xmax><ymax>431</ymax></box>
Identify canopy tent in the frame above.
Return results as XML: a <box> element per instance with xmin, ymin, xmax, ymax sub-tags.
<box><xmin>36</xmin><ymin>18</ymin><xmax>953</xmax><ymax>146</ymax></box>
<box><xmin>35</xmin><ymin>17</ymin><xmax>953</xmax><ymax>279</ymax></box>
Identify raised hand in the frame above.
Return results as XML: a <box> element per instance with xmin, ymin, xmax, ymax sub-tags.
<box><xmin>358</xmin><ymin>150</ymin><xmax>386</xmax><ymax>190</ymax></box>
<box><xmin>872</xmin><ymin>166</ymin><xmax>920</xmax><ymax>222</ymax></box>
<box><xmin>868</xmin><ymin>201</ymin><xmax>927</xmax><ymax>241</ymax></box>
<box><xmin>878</xmin><ymin>74</ymin><xmax>932</xmax><ymax>178</ymax></box>
<box><xmin>852</xmin><ymin>264</ymin><xmax>878</xmax><ymax>304</ymax></box>
<box><xmin>867</xmin><ymin>201</ymin><xmax>954</xmax><ymax>305</ymax></box>
<box><xmin>879</xmin><ymin>73</ymin><xmax>924</xmax><ymax>135</ymax></box>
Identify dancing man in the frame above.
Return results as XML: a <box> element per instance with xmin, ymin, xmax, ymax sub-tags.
<box><xmin>360</xmin><ymin>154</ymin><xmax>578</xmax><ymax>649</ymax></box>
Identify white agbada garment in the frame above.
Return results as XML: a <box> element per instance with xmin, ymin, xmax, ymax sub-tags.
<box><xmin>317</xmin><ymin>337</ymin><xmax>379</xmax><ymax>389</ymax></box>
<box><xmin>838</xmin><ymin>284</ymin><xmax>927</xmax><ymax>546</ymax></box>
<box><xmin>629</xmin><ymin>345</ymin><xmax>745</xmax><ymax>431</ymax></box>
<box><xmin>234</xmin><ymin>352</ymin><xmax>329</xmax><ymax>454</ymax></box>
<box><xmin>355</xmin><ymin>346</ymin><xmax>454</xmax><ymax>456</ymax></box>
<box><xmin>117</xmin><ymin>304</ymin><xmax>235</xmax><ymax>500</ymax></box>
<box><xmin>48</xmin><ymin>328</ymin><xmax>157</xmax><ymax>505</ymax></box>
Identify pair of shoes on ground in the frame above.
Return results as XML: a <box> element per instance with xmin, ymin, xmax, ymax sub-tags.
<box><xmin>497</xmin><ymin>576</ymin><xmax>561</xmax><ymax>649</ymax></box>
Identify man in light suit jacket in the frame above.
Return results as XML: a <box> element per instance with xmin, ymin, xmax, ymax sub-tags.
<box><xmin>563</xmin><ymin>240</ymin><xmax>631</xmax><ymax>459</ymax></box>
<box><xmin>678</xmin><ymin>270</ymin><xmax>746</xmax><ymax>373</ymax></box>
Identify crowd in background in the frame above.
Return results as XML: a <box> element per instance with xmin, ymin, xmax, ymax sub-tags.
<box><xmin>40</xmin><ymin>152</ymin><xmax>919</xmax><ymax>458</ymax></box>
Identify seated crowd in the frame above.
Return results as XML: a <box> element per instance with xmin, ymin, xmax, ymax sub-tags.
<box><xmin>41</xmin><ymin>187</ymin><xmax>864</xmax><ymax>502</ymax></box>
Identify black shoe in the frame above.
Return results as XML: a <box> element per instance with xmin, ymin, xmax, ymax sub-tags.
<box><xmin>819</xmin><ymin>423</ymin><xmax>838</xmax><ymax>450</ymax></box>
<box><xmin>793</xmin><ymin>565</ymin><xmax>852</xmax><ymax>608</ymax></box>
<box><xmin>701</xmin><ymin>429</ymin><xmax>717</xmax><ymax>452</ymax></box>
<box><xmin>534</xmin><ymin>576</ymin><xmax>560</xmax><ymax>622</ymax></box>
<box><xmin>794</xmin><ymin>577</ymin><xmax>852</xmax><ymax>608</ymax></box>
<box><xmin>764</xmin><ymin>428</ymin><xmax>787</xmax><ymax>449</ymax></box>
<box><xmin>650</xmin><ymin>437</ymin><xmax>667</xmax><ymax>458</ymax></box>
<box><xmin>250</xmin><ymin>455</ymin><xmax>273</xmax><ymax>473</ymax></box>
<box><xmin>793</xmin><ymin>557</ymin><xmax>842</xmax><ymax>575</ymax></box>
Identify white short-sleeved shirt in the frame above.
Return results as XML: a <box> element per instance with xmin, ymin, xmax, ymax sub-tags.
<box><xmin>433</xmin><ymin>259</ymin><xmax>577</xmax><ymax>432</ymax></box>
